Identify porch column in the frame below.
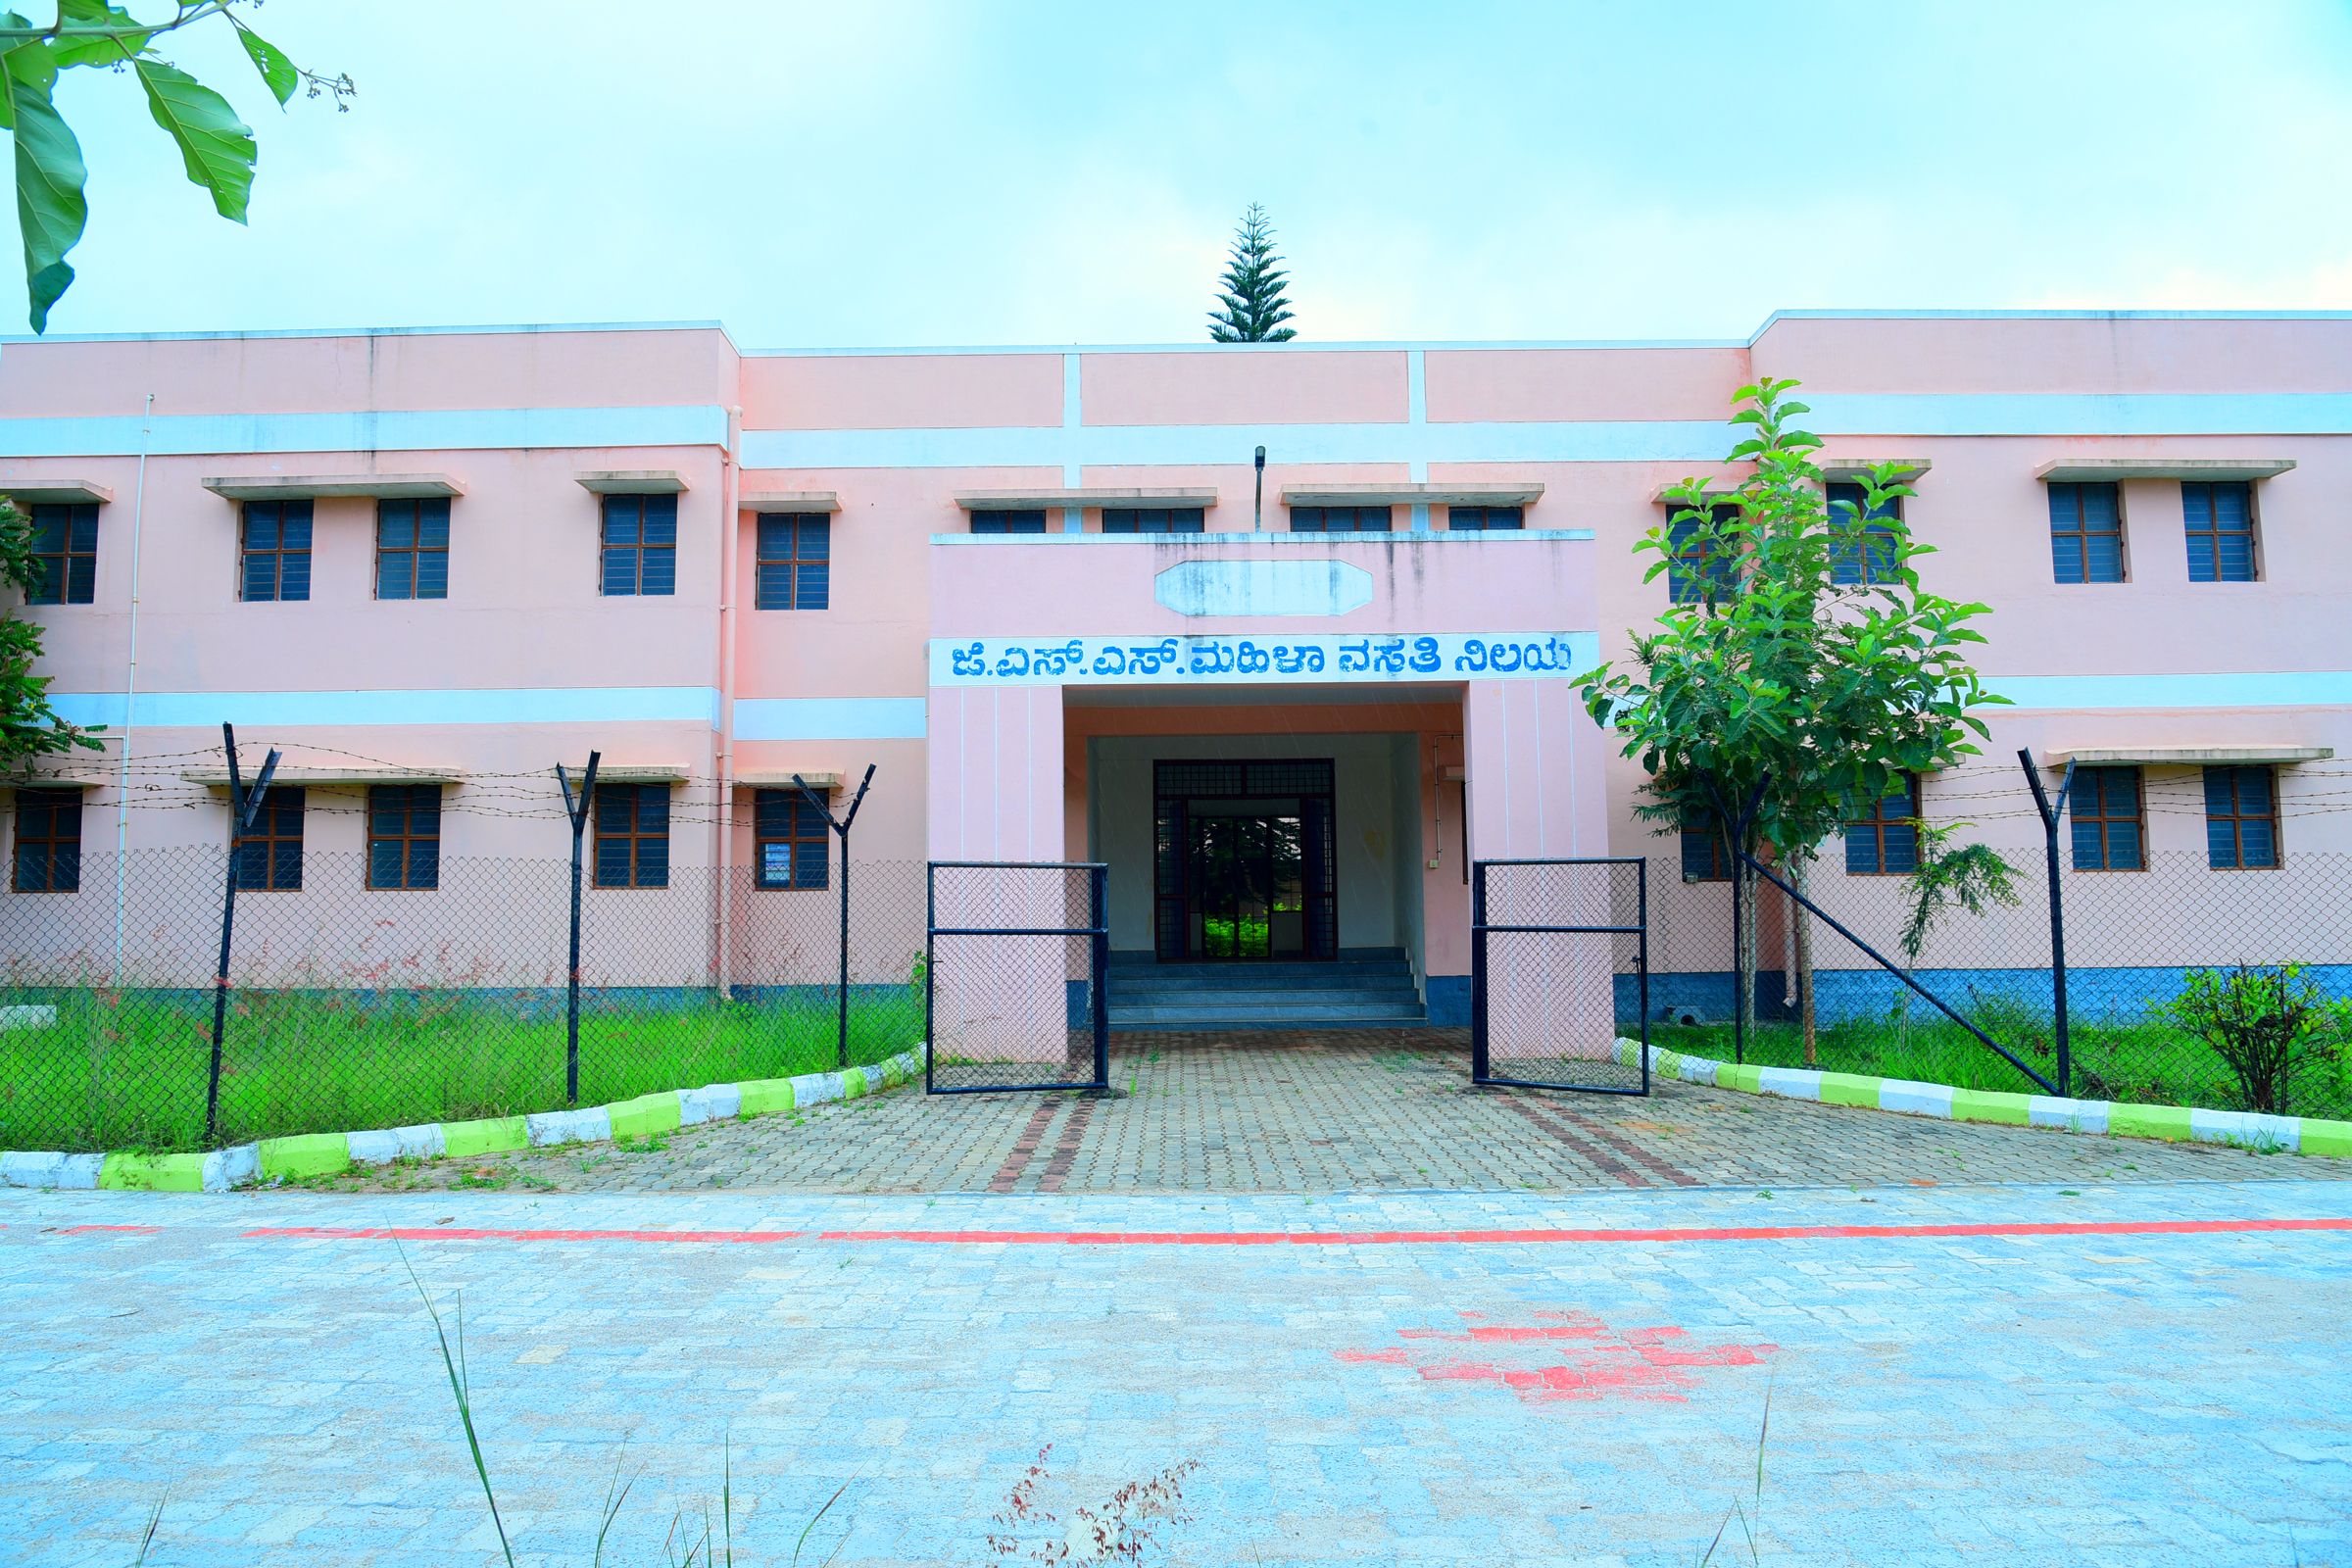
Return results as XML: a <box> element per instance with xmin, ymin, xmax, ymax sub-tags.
<box><xmin>926</xmin><ymin>684</ymin><xmax>1066</xmax><ymax>860</ymax></box>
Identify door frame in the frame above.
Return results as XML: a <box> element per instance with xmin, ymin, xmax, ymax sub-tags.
<box><xmin>1152</xmin><ymin>758</ymin><xmax>1336</xmax><ymax>961</ymax></box>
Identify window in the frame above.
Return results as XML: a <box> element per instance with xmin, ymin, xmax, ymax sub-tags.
<box><xmin>970</xmin><ymin>510</ymin><xmax>1048</xmax><ymax>534</ymax></box>
<box><xmin>594</xmin><ymin>782</ymin><xmax>669</xmax><ymax>888</ymax></box>
<box><xmin>2070</xmin><ymin>766</ymin><xmax>2143</xmax><ymax>871</ymax></box>
<box><xmin>1289</xmin><ymin>506</ymin><xmax>1392</xmax><ymax>533</ymax></box>
<box><xmin>1826</xmin><ymin>483</ymin><xmax>1900</xmax><ymax>585</ymax></box>
<box><xmin>601</xmin><ymin>494</ymin><xmax>677</xmax><ymax>596</ymax></box>
<box><xmin>12</xmin><ymin>788</ymin><xmax>81</xmax><ymax>892</ymax></box>
<box><xmin>232</xmin><ymin>786</ymin><xmax>306</xmax><ymax>890</ymax></box>
<box><xmin>1102</xmin><ymin>508</ymin><xmax>1205</xmax><ymax>533</ymax></box>
<box><xmin>756</xmin><ymin>514</ymin><xmax>829</xmax><ymax>610</ymax></box>
<box><xmin>2182</xmin><ymin>481</ymin><xmax>2257</xmax><ymax>582</ymax></box>
<box><xmin>2203</xmin><ymin>765</ymin><xmax>2278</xmax><ymax>869</ymax></box>
<box><xmin>754</xmin><ymin>789</ymin><xmax>830</xmax><ymax>889</ymax></box>
<box><xmin>368</xmin><ymin>784</ymin><xmax>442</xmax><ymax>890</ymax></box>
<box><xmin>375</xmin><ymin>499</ymin><xmax>449</xmax><ymax>601</ymax></box>
<box><xmin>1447</xmin><ymin>506</ymin><xmax>1523</xmax><ymax>531</ymax></box>
<box><xmin>2047</xmin><ymin>481</ymin><xmax>2124</xmax><ymax>584</ymax></box>
<box><xmin>1843</xmin><ymin>774</ymin><xmax>1920</xmax><ymax>875</ymax></box>
<box><xmin>239</xmin><ymin>501</ymin><xmax>313</xmax><ymax>602</ymax></box>
<box><xmin>1666</xmin><ymin>503</ymin><xmax>1740</xmax><ymax>604</ymax></box>
<box><xmin>1679</xmin><ymin>819</ymin><xmax>1733</xmax><ymax>881</ymax></box>
<box><xmin>25</xmin><ymin>504</ymin><xmax>96</xmax><ymax>605</ymax></box>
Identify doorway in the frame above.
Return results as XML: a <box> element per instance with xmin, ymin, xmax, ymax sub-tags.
<box><xmin>1153</xmin><ymin>759</ymin><xmax>1337</xmax><ymax>961</ymax></box>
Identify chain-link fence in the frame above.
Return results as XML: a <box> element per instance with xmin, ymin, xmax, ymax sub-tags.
<box><xmin>925</xmin><ymin>861</ymin><xmax>1108</xmax><ymax>1093</ymax></box>
<box><xmin>1473</xmin><ymin>858</ymin><xmax>1647</xmax><ymax>1094</ymax></box>
<box><xmin>0</xmin><ymin>848</ymin><xmax>932</xmax><ymax>1152</ymax></box>
<box><xmin>1638</xmin><ymin>849</ymin><xmax>2352</xmax><ymax>1118</ymax></box>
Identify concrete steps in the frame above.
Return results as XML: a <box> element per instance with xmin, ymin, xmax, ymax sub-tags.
<box><xmin>1106</xmin><ymin>949</ymin><xmax>1428</xmax><ymax>1031</ymax></box>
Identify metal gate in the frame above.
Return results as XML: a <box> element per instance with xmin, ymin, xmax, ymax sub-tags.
<box><xmin>925</xmin><ymin>860</ymin><xmax>1110</xmax><ymax>1094</ymax></box>
<box><xmin>1471</xmin><ymin>857</ymin><xmax>1649</xmax><ymax>1095</ymax></box>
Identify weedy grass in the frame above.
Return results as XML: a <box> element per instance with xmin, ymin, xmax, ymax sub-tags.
<box><xmin>0</xmin><ymin>988</ymin><xmax>923</xmax><ymax>1153</ymax></box>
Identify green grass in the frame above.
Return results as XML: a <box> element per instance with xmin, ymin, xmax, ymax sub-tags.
<box><xmin>0</xmin><ymin>987</ymin><xmax>926</xmax><ymax>1153</ymax></box>
<box><xmin>1642</xmin><ymin>1002</ymin><xmax>2352</xmax><ymax>1121</ymax></box>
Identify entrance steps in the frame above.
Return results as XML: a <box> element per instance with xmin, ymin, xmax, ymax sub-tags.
<box><xmin>1106</xmin><ymin>948</ymin><xmax>1428</xmax><ymax>1031</ymax></box>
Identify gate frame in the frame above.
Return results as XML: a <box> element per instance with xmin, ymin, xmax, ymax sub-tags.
<box><xmin>1470</xmin><ymin>855</ymin><xmax>1650</xmax><ymax>1097</ymax></box>
<box><xmin>924</xmin><ymin>859</ymin><xmax>1110</xmax><ymax>1095</ymax></box>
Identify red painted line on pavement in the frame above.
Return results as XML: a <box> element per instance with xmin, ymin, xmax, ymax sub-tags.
<box><xmin>215</xmin><ymin>1216</ymin><xmax>2352</xmax><ymax>1248</ymax></box>
<box><xmin>55</xmin><ymin>1224</ymin><xmax>161</xmax><ymax>1235</ymax></box>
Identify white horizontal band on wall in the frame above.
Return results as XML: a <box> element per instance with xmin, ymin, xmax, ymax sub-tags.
<box><xmin>731</xmin><ymin>697</ymin><xmax>928</xmax><ymax>740</ymax></box>
<box><xmin>0</xmin><ymin>404</ymin><xmax>730</xmax><ymax>459</ymax></box>
<box><xmin>1980</xmin><ymin>671</ymin><xmax>2352</xmax><ymax>710</ymax></box>
<box><xmin>48</xmin><ymin>687</ymin><xmax>723</xmax><ymax>728</ymax></box>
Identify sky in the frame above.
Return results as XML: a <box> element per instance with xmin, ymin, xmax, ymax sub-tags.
<box><xmin>29</xmin><ymin>0</ymin><xmax>2352</xmax><ymax>347</ymax></box>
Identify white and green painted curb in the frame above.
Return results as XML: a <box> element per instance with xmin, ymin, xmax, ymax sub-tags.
<box><xmin>1611</xmin><ymin>1037</ymin><xmax>2349</xmax><ymax>1156</ymax></box>
<box><xmin>0</xmin><ymin>1044</ymin><xmax>930</xmax><ymax>1195</ymax></box>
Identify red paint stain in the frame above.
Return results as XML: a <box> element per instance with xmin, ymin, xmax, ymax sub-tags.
<box><xmin>244</xmin><ymin>1225</ymin><xmax>805</xmax><ymax>1244</ymax></box>
<box><xmin>56</xmin><ymin>1224</ymin><xmax>161</xmax><ymax>1235</ymax></box>
<box><xmin>1337</xmin><ymin>1308</ymin><xmax>1777</xmax><ymax>1404</ymax></box>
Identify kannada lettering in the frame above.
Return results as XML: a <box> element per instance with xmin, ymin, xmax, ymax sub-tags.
<box><xmin>936</xmin><ymin>632</ymin><xmax>1588</xmax><ymax>685</ymax></box>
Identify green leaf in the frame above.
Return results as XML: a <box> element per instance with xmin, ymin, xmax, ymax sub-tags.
<box><xmin>134</xmin><ymin>58</ymin><xmax>254</xmax><ymax>222</ymax></box>
<box><xmin>8</xmin><ymin>72</ymin><xmax>86</xmax><ymax>331</ymax></box>
<box><xmin>52</xmin><ymin>2</ymin><xmax>157</xmax><ymax>69</ymax></box>
<box><xmin>234</xmin><ymin>23</ymin><xmax>297</xmax><ymax>106</ymax></box>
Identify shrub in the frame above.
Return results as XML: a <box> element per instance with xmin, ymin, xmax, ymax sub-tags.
<box><xmin>2163</xmin><ymin>963</ymin><xmax>2332</xmax><ymax>1115</ymax></box>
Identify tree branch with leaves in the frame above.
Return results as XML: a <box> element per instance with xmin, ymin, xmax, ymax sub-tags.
<box><xmin>2</xmin><ymin>1</ymin><xmax>352</xmax><ymax>331</ymax></box>
<box><xmin>1207</xmin><ymin>202</ymin><xmax>1296</xmax><ymax>343</ymax></box>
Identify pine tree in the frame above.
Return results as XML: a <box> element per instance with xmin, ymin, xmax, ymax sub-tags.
<box><xmin>1207</xmin><ymin>204</ymin><xmax>1298</xmax><ymax>342</ymax></box>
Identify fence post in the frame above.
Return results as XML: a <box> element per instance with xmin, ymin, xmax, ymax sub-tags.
<box><xmin>557</xmin><ymin>753</ymin><xmax>601</xmax><ymax>1105</ymax></box>
<box><xmin>798</xmin><ymin>763</ymin><xmax>873</xmax><ymax>1070</ymax></box>
<box><xmin>1090</xmin><ymin>863</ymin><xmax>1109</xmax><ymax>1090</ymax></box>
<box><xmin>2020</xmin><ymin>748</ymin><xmax>2078</xmax><ymax>1098</ymax></box>
<box><xmin>208</xmin><ymin>722</ymin><xmax>280</xmax><ymax>1145</ymax></box>
<box><xmin>923</xmin><ymin>861</ymin><xmax>937</xmax><ymax>1093</ymax></box>
<box><xmin>1469</xmin><ymin>859</ymin><xmax>1490</xmax><ymax>1081</ymax></box>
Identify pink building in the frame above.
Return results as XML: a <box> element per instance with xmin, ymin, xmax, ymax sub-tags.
<box><xmin>1</xmin><ymin>311</ymin><xmax>2344</xmax><ymax>1032</ymax></box>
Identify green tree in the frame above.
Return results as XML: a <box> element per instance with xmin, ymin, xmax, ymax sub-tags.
<box><xmin>1207</xmin><ymin>202</ymin><xmax>1296</xmax><ymax>343</ymax></box>
<box><xmin>2</xmin><ymin>2</ymin><xmax>352</xmax><ymax>332</ymax></box>
<box><xmin>1576</xmin><ymin>378</ymin><xmax>2005</xmax><ymax>1054</ymax></box>
<box><xmin>0</xmin><ymin>496</ymin><xmax>103</xmax><ymax>760</ymax></box>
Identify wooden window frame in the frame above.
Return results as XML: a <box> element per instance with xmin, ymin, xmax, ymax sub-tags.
<box><xmin>600</xmin><ymin>494</ymin><xmax>678</xmax><ymax>597</ymax></box>
<box><xmin>2182</xmin><ymin>480</ymin><xmax>2259</xmax><ymax>583</ymax></box>
<box><xmin>1679</xmin><ymin>823</ymin><xmax>1734</xmax><ymax>882</ymax></box>
<box><xmin>26</xmin><ymin>503</ymin><xmax>97</xmax><ymax>605</ymax></box>
<box><xmin>1826</xmin><ymin>483</ymin><xmax>1901</xmax><ymax>586</ymax></box>
<box><xmin>753</xmin><ymin>789</ymin><xmax>831</xmax><ymax>889</ymax></box>
<box><xmin>1446</xmin><ymin>505</ymin><xmax>1524</xmax><ymax>532</ymax></box>
<box><xmin>1102</xmin><ymin>508</ymin><xmax>1206</xmax><ymax>534</ymax></box>
<box><xmin>2047</xmin><ymin>481</ymin><xmax>2126</xmax><ymax>584</ymax></box>
<box><xmin>367</xmin><ymin>784</ymin><xmax>443</xmax><ymax>890</ymax></box>
<box><xmin>755</xmin><ymin>514</ymin><xmax>830</xmax><ymax>611</ymax></box>
<box><xmin>232</xmin><ymin>786</ymin><xmax>306</xmax><ymax>891</ymax></box>
<box><xmin>1288</xmin><ymin>506</ymin><xmax>1392</xmax><ymax>534</ymax></box>
<box><xmin>1843</xmin><ymin>774</ymin><xmax>1921</xmax><ymax>876</ymax></box>
<box><xmin>375</xmin><ymin>499</ymin><xmax>450</xmax><ymax>602</ymax></box>
<box><xmin>239</xmin><ymin>500</ymin><xmax>314</xmax><ymax>603</ymax></box>
<box><xmin>2070</xmin><ymin>765</ymin><xmax>2145</xmax><ymax>872</ymax></box>
<box><xmin>1666</xmin><ymin>503</ymin><xmax>1740</xmax><ymax>604</ymax></box>
<box><xmin>970</xmin><ymin>510</ymin><xmax>1048</xmax><ymax>534</ymax></box>
<box><xmin>12</xmin><ymin>787</ymin><xmax>82</xmax><ymax>892</ymax></box>
<box><xmin>2203</xmin><ymin>765</ymin><xmax>2280</xmax><ymax>870</ymax></box>
<box><xmin>593</xmin><ymin>782</ymin><xmax>670</xmax><ymax>889</ymax></box>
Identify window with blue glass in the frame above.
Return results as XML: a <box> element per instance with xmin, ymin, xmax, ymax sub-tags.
<box><xmin>1289</xmin><ymin>506</ymin><xmax>1392</xmax><ymax>533</ymax></box>
<box><xmin>2203</xmin><ymin>765</ymin><xmax>2278</xmax><ymax>869</ymax></box>
<box><xmin>2048</xmin><ymin>481</ymin><xmax>2124</xmax><ymax>583</ymax></box>
<box><xmin>1666</xmin><ymin>503</ymin><xmax>1740</xmax><ymax>604</ymax></box>
<box><xmin>1843</xmin><ymin>775</ymin><xmax>1920</xmax><ymax>875</ymax></box>
<box><xmin>12</xmin><ymin>788</ymin><xmax>81</xmax><ymax>892</ymax></box>
<box><xmin>1679</xmin><ymin>817</ymin><xmax>1733</xmax><ymax>881</ymax></box>
<box><xmin>25</xmin><ymin>504</ymin><xmax>96</xmax><ymax>605</ymax></box>
<box><xmin>1102</xmin><ymin>508</ymin><xmax>1205</xmax><ymax>533</ymax></box>
<box><xmin>375</xmin><ymin>499</ymin><xmax>449</xmax><ymax>600</ymax></box>
<box><xmin>2070</xmin><ymin>766</ymin><xmax>2143</xmax><ymax>871</ymax></box>
<box><xmin>970</xmin><ymin>510</ymin><xmax>1048</xmax><ymax>534</ymax></box>
<box><xmin>2182</xmin><ymin>481</ymin><xmax>2257</xmax><ymax>582</ymax></box>
<box><xmin>239</xmin><ymin>501</ymin><xmax>312</xmax><ymax>602</ymax></box>
<box><xmin>1826</xmin><ymin>483</ymin><xmax>1900</xmax><ymax>585</ymax></box>
<box><xmin>594</xmin><ymin>782</ymin><xmax>669</xmax><ymax>888</ymax></box>
<box><xmin>754</xmin><ymin>789</ymin><xmax>830</xmax><ymax>889</ymax></box>
<box><xmin>368</xmin><ymin>784</ymin><xmax>442</xmax><ymax>890</ymax></box>
<box><xmin>756</xmin><ymin>514</ymin><xmax>829</xmax><ymax>610</ymax></box>
<box><xmin>232</xmin><ymin>787</ymin><xmax>305</xmax><ymax>890</ymax></box>
<box><xmin>1446</xmin><ymin>506</ymin><xmax>1523</xmax><ymax>531</ymax></box>
<box><xmin>601</xmin><ymin>494</ymin><xmax>677</xmax><ymax>596</ymax></box>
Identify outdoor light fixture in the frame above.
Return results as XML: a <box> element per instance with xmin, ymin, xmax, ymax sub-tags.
<box><xmin>1254</xmin><ymin>445</ymin><xmax>1265</xmax><ymax>529</ymax></box>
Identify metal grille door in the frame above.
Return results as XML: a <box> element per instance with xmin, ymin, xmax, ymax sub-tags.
<box><xmin>926</xmin><ymin>861</ymin><xmax>1109</xmax><ymax>1093</ymax></box>
<box><xmin>1472</xmin><ymin>857</ymin><xmax>1649</xmax><ymax>1096</ymax></box>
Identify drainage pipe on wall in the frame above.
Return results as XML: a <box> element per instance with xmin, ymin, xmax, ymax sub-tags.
<box><xmin>111</xmin><ymin>393</ymin><xmax>153</xmax><ymax>984</ymax></box>
<box><xmin>713</xmin><ymin>406</ymin><xmax>743</xmax><ymax>999</ymax></box>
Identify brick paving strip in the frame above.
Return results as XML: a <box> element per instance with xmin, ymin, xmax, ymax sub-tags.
<box><xmin>1034</xmin><ymin>1097</ymin><xmax>1097</xmax><ymax>1194</ymax></box>
<box><xmin>987</xmin><ymin>1100</ymin><xmax>1063</xmax><ymax>1193</ymax></box>
<box><xmin>1502</xmin><ymin>1096</ymin><xmax>1656</xmax><ymax>1189</ymax></box>
<box><xmin>1547</xmin><ymin>1102</ymin><xmax>1701</xmax><ymax>1188</ymax></box>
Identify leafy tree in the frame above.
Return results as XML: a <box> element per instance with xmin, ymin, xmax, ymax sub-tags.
<box><xmin>0</xmin><ymin>496</ymin><xmax>103</xmax><ymax>760</ymax></box>
<box><xmin>2</xmin><ymin>2</ymin><xmax>352</xmax><ymax>332</ymax></box>
<box><xmin>2165</xmin><ymin>962</ymin><xmax>2336</xmax><ymax>1116</ymax></box>
<box><xmin>1207</xmin><ymin>202</ymin><xmax>1296</xmax><ymax>343</ymax></box>
<box><xmin>1576</xmin><ymin>379</ymin><xmax>2004</xmax><ymax>1054</ymax></box>
<box><xmin>1892</xmin><ymin>818</ymin><xmax>2022</xmax><ymax>1048</ymax></box>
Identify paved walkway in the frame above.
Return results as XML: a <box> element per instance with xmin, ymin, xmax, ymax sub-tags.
<box><xmin>8</xmin><ymin>1180</ymin><xmax>2350</xmax><ymax>1565</ymax></box>
<box><xmin>325</xmin><ymin>1034</ymin><xmax>2352</xmax><ymax>1197</ymax></box>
